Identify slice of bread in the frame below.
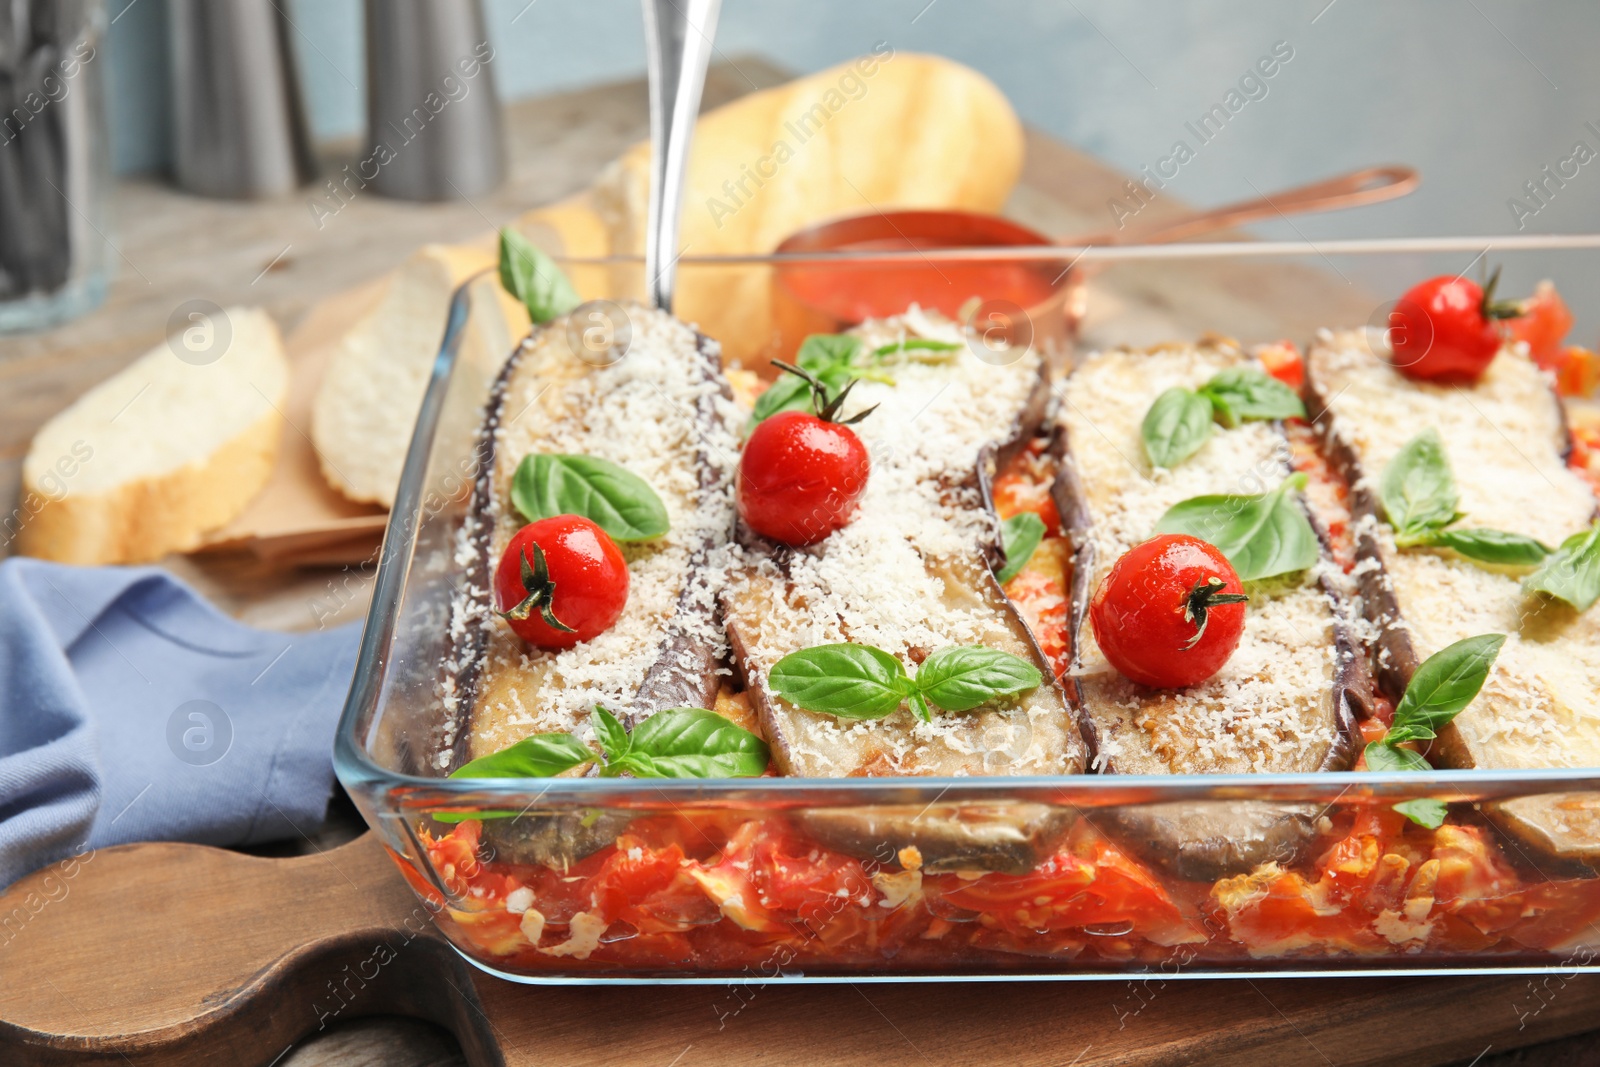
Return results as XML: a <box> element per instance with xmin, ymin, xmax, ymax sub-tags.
<box><xmin>17</xmin><ymin>306</ymin><xmax>289</xmax><ymax>564</ymax></box>
<box><xmin>310</xmin><ymin>243</ymin><xmax>530</xmax><ymax>507</ymax></box>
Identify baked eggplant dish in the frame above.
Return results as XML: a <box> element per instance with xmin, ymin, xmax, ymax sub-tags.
<box><xmin>413</xmin><ymin>240</ymin><xmax>1600</xmax><ymax>976</ymax></box>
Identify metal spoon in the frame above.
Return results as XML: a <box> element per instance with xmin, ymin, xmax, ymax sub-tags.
<box><xmin>640</xmin><ymin>0</ymin><xmax>721</xmax><ymax>312</ymax></box>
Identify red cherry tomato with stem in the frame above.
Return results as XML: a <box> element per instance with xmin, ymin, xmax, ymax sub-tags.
<box><xmin>738</xmin><ymin>361</ymin><xmax>874</xmax><ymax>546</ymax></box>
<box><xmin>1089</xmin><ymin>534</ymin><xmax>1249</xmax><ymax>689</ymax></box>
<box><xmin>1388</xmin><ymin>267</ymin><xmax>1523</xmax><ymax>383</ymax></box>
<box><xmin>495</xmin><ymin>515</ymin><xmax>629</xmax><ymax>649</ymax></box>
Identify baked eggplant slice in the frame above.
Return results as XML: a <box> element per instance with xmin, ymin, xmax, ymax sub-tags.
<box><xmin>798</xmin><ymin>802</ymin><xmax>1076</xmax><ymax>876</ymax></box>
<box><xmin>723</xmin><ymin>314</ymin><xmax>1087</xmax><ymax>783</ymax></box>
<box><xmin>1305</xmin><ymin>330</ymin><xmax>1600</xmax><ymax>769</ymax></box>
<box><xmin>1305</xmin><ymin>329</ymin><xmax>1600</xmax><ymax>866</ymax></box>
<box><xmin>1055</xmin><ymin>341</ymin><xmax>1362</xmax><ymax>775</ymax></box>
<box><xmin>442</xmin><ymin>303</ymin><xmax>741</xmax><ymax>767</ymax></box>
<box><xmin>1051</xmin><ymin>342</ymin><xmax>1362</xmax><ymax>875</ymax></box>
<box><xmin>1099</xmin><ymin>801</ymin><xmax>1324</xmax><ymax>882</ymax></box>
<box><xmin>1488</xmin><ymin>792</ymin><xmax>1600</xmax><ymax>874</ymax></box>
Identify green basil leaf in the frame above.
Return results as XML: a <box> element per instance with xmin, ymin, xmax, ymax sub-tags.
<box><xmin>914</xmin><ymin>646</ymin><xmax>1042</xmax><ymax>713</ymax></box>
<box><xmin>1198</xmin><ymin>367</ymin><xmax>1306</xmax><ymax>424</ymax></box>
<box><xmin>431</xmin><ymin>810</ymin><xmax>519</xmax><ymax>824</ymax></box>
<box><xmin>1141</xmin><ymin>387</ymin><xmax>1215</xmax><ymax>469</ymax></box>
<box><xmin>796</xmin><ymin>333</ymin><xmax>861</xmax><ymax>371</ymax></box>
<box><xmin>1364</xmin><ymin>741</ymin><xmax>1432</xmax><ymax>773</ymax></box>
<box><xmin>499</xmin><ymin>228</ymin><xmax>580</xmax><ymax>324</ymax></box>
<box><xmin>591</xmin><ymin>705</ymin><xmax>632</xmax><ymax>763</ymax></box>
<box><xmin>1153</xmin><ymin>473</ymin><xmax>1320</xmax><ymax>581</ymax></box>
<box><xmin>616</xmin><ymin>707</ymin><xmax>770</xmax><ymax>778</ymax></box>
<box><xmin>873</xmin><ymin>338</ymin><xmax>962</xmax><ymax>359</ymax></box>
<box><xmin>1393</xmin><ymin>798</ymin><xmax>1449</xmax><ymax>828</ymax></box>
<box><xmin>769</xmin><ymin>643</ymin><xmax>912</xmax><ymax>720</ymax></box>
<box><xmin>1524</xmin><ymin>522</ymin><xmax>1600</xmax><ymax>612</ymax></box>
<box><xmin>1380</xmin><ymin>430</ymin><xmax>1460</xmax><ymax>539</ymax></box>
<box><xmin>1392</xmin><ymin>633</ymin><xmax>1506</xmax><ymax>737</ymax></box>
<box><xmin>1422</xmin><ymin>527</ymin><xmax>1552</xmax><ymax>567</ymax></box>
<box><xmin>996</xmin><ymin>512</ymin><xmax>1047</xmax><ymax>585</ymax></box>
<box><xmin>448</xmin><ymin>732</ymin><xmax>594</xmax><ymax>779</ymax></box>
<box><xmin>436</xmin><ymin>730</ymin><xmax>595</xmax><ymax>822</ymax></box>
<box><xmin>510</xmin><ymin>454</ymin><xmax>669</xmax><ymax>541</ymax></box>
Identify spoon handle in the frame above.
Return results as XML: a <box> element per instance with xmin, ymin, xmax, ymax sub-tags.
<box><xmin>1072</xmin><ymin>164</ymin><xmax>1418</xmax><ymax>247</ymax></box>
<box><xmin>641</xmin><ymin>0</ymin><xmax>722</xmax><ymax>312</ymax></box>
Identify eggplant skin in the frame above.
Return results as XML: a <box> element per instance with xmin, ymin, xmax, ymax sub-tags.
<box><xmin>797</xmin><ymin>803</ymin><xmax>1076</xmax><ymax>876</ymax></box>
<box><xmin>1301</xmin><ymin>371</ymin><xmax>1421</xmax><ymax>702</ymax></box>
<box><xmin>1100</xmin><ymin>801</ymin><xmax>1322</xmax><ymax>883</ymax></box>
<box><xmin>623</xmin><ymin>330</ymin><xmax>736</xmax><ymax>727</ymax></box>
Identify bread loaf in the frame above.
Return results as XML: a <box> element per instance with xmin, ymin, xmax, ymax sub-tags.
<box><xmin>16</xmin><ymin>306</ymin><xmax>288</xmax><ymax>564</ymax></box>
<box><xmin>516</xmin><ymin>51</ymin><xmax>1024</xmax><ymax>364</ymax></box>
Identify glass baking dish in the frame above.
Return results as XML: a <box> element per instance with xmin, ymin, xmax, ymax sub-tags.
<box><xmin>335</xmin><ymin>235</ymin><xmax>1600</xmax><ymax>984</ymax></box>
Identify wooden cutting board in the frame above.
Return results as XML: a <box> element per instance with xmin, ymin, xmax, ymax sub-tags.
<box><xmin>2</xmin><ymin>832</ymin><xmax>1598</xmax><ymax>1067</ymax></box>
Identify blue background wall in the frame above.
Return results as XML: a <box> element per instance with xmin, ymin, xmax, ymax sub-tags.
<box><xmin>105</xmin><ymin>1</ymin><xmax>1600</xmax><ymax>314</ymax></box>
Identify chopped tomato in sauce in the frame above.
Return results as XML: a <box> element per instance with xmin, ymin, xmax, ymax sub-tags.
<box><xmin>991</xmin><ymin>438</ymin><xmax>1062</xmax><ymax>535</ymax></box>
<box><xmin>1255</xmin><ymin>339</ymin><xmax>1305</xmax><ymax>390</ymax></box>
<box><xmin>992</xmin><ymin>440</ymin><xmax>1072</xmax><ymax>677</ymax></box>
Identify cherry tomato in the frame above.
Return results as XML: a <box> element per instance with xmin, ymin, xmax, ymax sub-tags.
<box><xmin>739</xmin><ymin>365</ymin><xmax>873</xmax><ymax>546</ymax></box>
<box><xmin>494</xmin><ymin>515</ymin><xmax>628</xmax><ymax>648</ymax></box>
<box><xmin>1508</xmin><ymin>280</ymin><xmax>1574</xmax><ymax>370</ymax></box>
<box><xmin>1388</xmin><ymin>271</ymin><xmax>1522</xmax><ymax>383</ymax></box>
<box><xmin>1088</xmin><ymin>534</ymin><xmax>1248</xmax><ymax>688</ymax></box>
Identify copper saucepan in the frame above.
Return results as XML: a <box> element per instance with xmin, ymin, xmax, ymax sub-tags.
<box><xmin>770</xmin><ymin>165</ymin><xmax>1418</xmax><ymax>361</ymax></box>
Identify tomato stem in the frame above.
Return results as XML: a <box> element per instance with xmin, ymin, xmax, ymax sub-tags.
<box><xmin>770</xmin><ymin>360</ymin><xmax>878</xmax><ymax>425</ymax></box>
<box><xmin>1181</xmin><ymin>577</ymin><xmax>1248</xmax><ymax>651</ymax></box>
<box><xmin>500</xmin><ymin>543</ymin><xmax>576</xmax><ymax>632</ymax></box>
<box><xmin>1480</xmin><ymin>266</ymin><xmax>1524</xmax><ymax>322</ymax></box>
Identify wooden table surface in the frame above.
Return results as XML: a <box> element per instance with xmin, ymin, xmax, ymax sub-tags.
<box><xmin>3</xmin><ymin>56</ymin><xmax>1596</xmax><ymax>1067</ymax></box>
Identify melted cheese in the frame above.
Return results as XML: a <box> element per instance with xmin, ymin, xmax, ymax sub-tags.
<box><xmin>1309</xmin><ymin>330</ymin><xmax>1600</xmax><ymax>769</ymax></box>
<box><xmin>1058</xmin><ymin>342</ymin><xmax>1347</xmax><ymax>774</ymax></box>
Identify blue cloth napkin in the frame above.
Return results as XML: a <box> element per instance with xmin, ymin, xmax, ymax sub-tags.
<box><xmin>0</xmin><ymin>558</ymin><xmax>361</xmax><ymax>887</ymax></box>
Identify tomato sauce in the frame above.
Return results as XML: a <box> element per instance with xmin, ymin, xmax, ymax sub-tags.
<box><xmin>415</xmin><ymin>805</ymin><xmax>1600</xmax><ymax>976</ymax></box>
<box><xmin>780</xmin><ymin>238</ymin><xmax>1061</xmax><ymax>324</ymax></box>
